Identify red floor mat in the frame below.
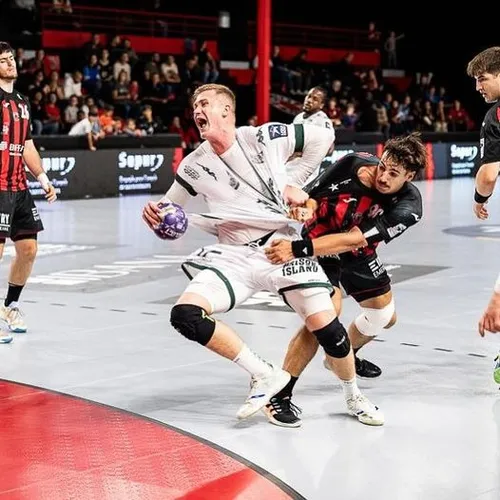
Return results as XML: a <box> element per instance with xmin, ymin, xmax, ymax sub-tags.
<box><xmin>0</xmin><ymin>381</ymin><xmax>297</xmax><ymax>500</ymax></box>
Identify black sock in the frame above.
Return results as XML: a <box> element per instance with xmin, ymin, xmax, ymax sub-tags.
<box><xmin>274</xmin><ymin>376</ymin><xmax>298</xmax><ymax>399</ymax></box>
<box><xmin>5</xmin><ymin>283</ymin><xmax>24</xmax><ymax>307</ymax></box>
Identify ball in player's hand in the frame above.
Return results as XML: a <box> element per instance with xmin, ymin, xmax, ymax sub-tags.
<box><xmin>154</xmin><ymin>201</ymin><xmax>188</xmax><ymax>240</ymax></box>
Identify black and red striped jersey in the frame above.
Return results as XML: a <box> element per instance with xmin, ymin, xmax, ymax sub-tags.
<box><xmin>0</xmin><ymin>88</ymin><xmax>31</xmax><ymax>191</ymax></box>
<box><xmin>303</xmin><ymin>152</ymin><xmax>422</xmax><ymax>260</ymax></box>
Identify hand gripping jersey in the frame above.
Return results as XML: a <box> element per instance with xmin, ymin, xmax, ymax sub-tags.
<box><xmin>479</xmin><ymin>100</ymin><xmax>500</xmax><ymax>165</ymax></box>
<box><xmin>174</xmin><ymin>122</ymin><xmax>334</xmax><ymax>245</ymax></box>
<box><xmin>303</xmin><ymin>152</ymin><xmax>423</xmax><ymax>261</ymax></box>
<box><xmin>0</xmin><ymin>88</ymin><xmax>32</xmax><ymax>191</ymax></box>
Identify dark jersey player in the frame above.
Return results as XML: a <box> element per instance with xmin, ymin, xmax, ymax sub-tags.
<box><xmin>466</xmin><ymin>46</ymin><xmax>500</xmax><ymax>382</ymax></box>
<box><xmin>0</xmin><ymin>41</ymin><xmax>57</xmax><ymax>343</ymax></box>
<box><xmin>263</xmin><ymin>132</ymin><xmax>426</xmax><ymax>427</ymax></box>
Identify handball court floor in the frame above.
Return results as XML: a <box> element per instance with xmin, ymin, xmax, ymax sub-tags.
<box><xmin>1</xmin><ymin>176</ymin><xmax>500</xmax><ymax>500</ymax></box>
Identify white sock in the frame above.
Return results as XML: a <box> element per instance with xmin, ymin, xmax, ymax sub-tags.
<box><xmin>233</xmin><ymin>344</ymin><xmax>273</xmax><ymax>377</ymax></box>
<box><xmin>341</xmin><ymin>377</ymin><xmax>361</xmax><ymax>399</ymax></box>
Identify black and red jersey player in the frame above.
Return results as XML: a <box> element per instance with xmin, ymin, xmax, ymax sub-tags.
<box><xmin>263</xmin><ymin>133</ymin><xmax>427</xmax><ymax>428</ymax></box>
<box><xmin>0</xmin><ymin>41</ymin><xmax>56</xmax><ymax>343</ymax></box>
<box><xmin>467</xmin><ymin>47</ymin><xmax>500</xmax><ymax>381</ymax></box>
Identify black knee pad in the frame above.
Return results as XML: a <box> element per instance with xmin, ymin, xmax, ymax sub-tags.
<box><xmin>170</xmin><ymin>304</ymin><xmax>216</xmax><ymax>346</ymax></box>
<box><xmin>313</xmin><ymin>318</ymin><xmax>351</xmax><ymax>358</ymax></box>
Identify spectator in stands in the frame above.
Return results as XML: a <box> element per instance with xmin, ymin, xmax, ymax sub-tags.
<box><xmin>47</xmin><ymin>70</ymin><xmax>64</xmax><ymax>101</ymax></box>
<box><xmin>52</xmin><ymin>0</ymin><xmax>72</xmax><ymax>14</ymax></box>
<box><xmin>80</xmin><ymin>95</ymin><xmax>95</xmax><ymax>117</ymax></box>
<box><xmin>63</xmin><ymin>94</ymin><xmax>80</xmax><ymax>132</ymax></box>
<box><xmin>63</xmin><ymin>70</ymin><xmax>82</xmax><ymax>99</ymax></box>
<box><xmin>367</xmin><ymin>21</ymin><xmax>381</xmax><ymax>46</ymax></box>
<box><xmin>434</xmin><ymin>101</ymin><xmax>448</xmax><ymax>132</ymax></box>
<box><xmin>43</xmin><ymin>92</ymin><xmax>62</xmax><ymax>135</ymax></box>
<box><xmin>28</xmin><ymin>49</ymin><xmax>46</xmax><ymax>76</ymax></box>
<box><xmin>123</xmin><ymin>118</ymin><xmax>144</xmax><ymax>137</ymax></box>
<box><xmin>182</xmin><ymin>56</ymin><xmax>203</xmax><ymax>88</ymax></box>
<box><xmin>82</xmin><ymin>33</ymin><xmax>103</xmax><ymax>61</ymax></box>
<box><xmin>112</xmin><ymin>70</ymin><xmax>133</xmax><ymax>119</ymax></box>
<box><xmin>288</xmin><ymin>49</ymin><xmax>312</xmax><ymax>94</ymax></box>
<box><xmin>108</xmin><ymin>35</ymin><xmax>124</xmax><ymax>64</ymax></box>
<box><xmin>113</xmin><ymin>52</ymin><xmax>131</xmax><ymax>83</ymax></box>
<box><xmin>83</xmin><ymin>54</ymin><xmax>101</xmax><ymax>96</ymax></box>
<box><xmin>137</xmin><ymin>104</ymin><xmax>163</xmax><ymax>135</ymax></box>
<box><xmin>271</xmin><ymin>45</ymin><xmax>292</xmax><ymax>94</ymax></box>
<box><xmin>122</xmin><ymin>39</ymin><xmax>139</xmax><ymax>68</ymax></box>
<box><xmin>142</xmin><ymin>72</ymin><xmax>171</xmax><ymax>117</ymax></box>
<box><xmin>145</xmin><ymin>53</ymin><xmax>161</xmax><ymax>75</ymax></box>
<box><xmin>384</xmin><ymin>31</ymin><xmax>404</xmax><ymax>68</ymax></box>
<box><xmin>99</xmin><ymin>105</ymin><xmax>116</xmax><ymax>135</ymax></box>
<box><xmin>30</xmin><ymin>91</ymin><xmax>44</xmax><ymax>136</ymax></box>
<box><xmin>420</xmin><ymin>100</ymin><xmax>436</xmax><ymax>131</ymax></box>
<box><xmin>168</xmin><ymin>116</ymin><xmax>187</xmax><ymax>149</ymax></box>
<box><xmin>28</xmin><ymin>69</ymin><xmax>44</xmax><ymax>97</ymax></box>
<box><xmin>326</xmin><ymin>97</ymin><xmax>342</xmax><ymax>128</ymax></box>
<box><xmin>447</xmin><ymin>99</ymin><xmax>472</xmax><ymax>131</ymax></box>
<box><xmin>68</xmin><ymin>110</ymin><xmax>102</xmax><ymax>151</ymax></box>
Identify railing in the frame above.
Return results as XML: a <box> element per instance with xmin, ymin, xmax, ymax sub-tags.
<box><xmin>40</xmin><ymin>3</ymin><xmax>378</xmax><ymax>51</ymax></box>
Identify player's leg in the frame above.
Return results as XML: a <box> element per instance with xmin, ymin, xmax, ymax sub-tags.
<box><xmin>0</xmin><ymin>238</ymin><xmax>13</xmax><ymax>343</ymax></box>
<box><xmin>339</xmin><ymin>255</ymin><xmax>394</xmax><ymax>378</ymax></box>
<box><xmin>172</xmin><ymin>248</ymin><xmax>290</xmax><ymax>419</ymax></box>
<box><xmin>0</xmin><ymin>191</ymin><xmax>44</xmax><ymax>333</ymax></box>
<box><xmin>266</xmin><ymin>287</ymin><xmax>342</xmax><ymax>427</ymax></box>
<box><xmin>266</xmin><ymin>258</ymin><xmax>384</xmax><ymax>426</ymax></box>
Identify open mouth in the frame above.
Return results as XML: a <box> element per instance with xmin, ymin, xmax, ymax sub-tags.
<box><xmin>196</xmin><ymin>117</ymin><xmax>208</xmax><ymax>132</ymax></box>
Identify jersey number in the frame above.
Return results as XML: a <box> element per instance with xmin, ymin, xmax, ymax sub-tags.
<box><xmin>18</xmin><ymin>103</ymin><xmax>29</xmax><ymax>120</ymax></box>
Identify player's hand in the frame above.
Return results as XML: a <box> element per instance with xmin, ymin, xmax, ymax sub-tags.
<box><xmin>478</xmin><ymin>293</ymin><xmax>500</xmax><ymax>336</ymax></box>
<box><xmin>142</xmin><ymin>200</ymin><xmax>162</xmax><ymax>230</ymax></box>
<box><xmin>283</xmin><ymin>185</ymin><xmax>308</xmax><ymax>207</ymax></box>
<box><xmin>264</xmin><ymin>239</ymin><xmax>294</xmax><ymax>264</ymax></box>
<box><xmin>473</xmin><ymin>201</ymin><xmax>489</xmax><ymax>220</ymax></box>
<box><xmin>289</xmin><ymin>206</ymin><xmax>314</xmax><ymax>223</ymax></box>
<box><xmin>44</xmin><ymin>183</ymin><xmax>57</xmax><ymax>203</ymax></box>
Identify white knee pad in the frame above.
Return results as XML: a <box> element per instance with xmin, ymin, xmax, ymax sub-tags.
<box><xmin>354</xmin><ymin>299</ymin><xmax>395</xmax><ymax>337</ymax></box>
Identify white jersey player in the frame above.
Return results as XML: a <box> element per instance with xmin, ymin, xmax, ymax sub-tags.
<box><xmin>291</xmin><ymin>86</ymin><xmax>335</xmax><ymax>183</ymax></box>
<box><xmin>142</xmin><ymin>84</ymin><xmax>383</xmax><ymax>426</ymax></box>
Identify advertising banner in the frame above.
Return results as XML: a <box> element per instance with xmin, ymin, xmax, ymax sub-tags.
<box><xmin>447</xmin><ymin>142</ymin><xmax>480</xmax><ymax>177</ymax></box>
<box><xmin>29</xmin><ymin>148</ymin><xmax>175</xmax><ymax>200</ymax></box>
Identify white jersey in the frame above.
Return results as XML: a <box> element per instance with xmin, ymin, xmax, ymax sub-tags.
<box><xmin>171</xmin><ymin>122</ymin><xmax>333</xmax><ymax>245</ymax></box>
<box><xmin>293</xmin><ymin>110</ymin><xmax>333</xmax><ymax>132</ymax></box>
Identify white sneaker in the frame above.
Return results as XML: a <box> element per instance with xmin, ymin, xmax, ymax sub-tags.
<box><xmin>236</xmin><ymin>367</ymin><xmax>291</xmax><ymax>420</ymax></box>
<box><xmin>0</xmin><ymin>304</ymin><xmax>27</xmax><ymax>333</ymax></box>
<box><xmin>346</xmin><ymin>393</ymin><xmax>385</xmax><ymax>426</ymax></box>
<box><xmin>0</xmin><ymin>332</ymin><xmax>13</xmax><ymax>343</ymax></box>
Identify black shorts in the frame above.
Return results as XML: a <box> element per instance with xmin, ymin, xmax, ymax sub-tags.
<box><xmin>0</xmin><ymin>190</ymin><xmax>44</xmax><ymax>240</ymax></box>
<box><xmin>318</xmin><ymin>254</ymin><xmax>391</xmax><ymax>303</ymax></box>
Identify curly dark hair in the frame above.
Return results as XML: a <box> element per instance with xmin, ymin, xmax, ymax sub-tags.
<box><xmin>0</xmin><ymin>41</ymin><xmax>13</xmax><ymax>56</ymax></box>
<box><xmin>383</xmin><ymin>132</ymin><xmax>427</xmax><ymax>173</ymax></box>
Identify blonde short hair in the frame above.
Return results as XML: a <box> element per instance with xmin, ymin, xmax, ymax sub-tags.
<box><xmin>192</xmin><ymin>84</ymin><xmax>236</xmax><ymax>111</ymax></box>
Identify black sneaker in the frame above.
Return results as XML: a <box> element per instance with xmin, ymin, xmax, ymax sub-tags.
<box><xmin>355</xmin><ymin>356</ymin><xmax>382</xmax><ymax>378</ymax></box>
<box><xmin>263</xmin><ymin>396</ymin><xmax>302</xmax><ymax>428</ymax></box>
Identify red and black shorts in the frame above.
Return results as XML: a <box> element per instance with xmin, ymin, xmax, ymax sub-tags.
<box><xmin>318</xmin><ymin>253</ymin><xmax>391</xmax><ymax>303</ymax></box>
<box><xmin>0</xmin><ymin>190</ymin><xmax>44</xmax><ymax>241</ymax></box>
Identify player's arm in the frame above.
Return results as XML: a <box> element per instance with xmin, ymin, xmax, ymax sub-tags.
<box><xmin>286</xmin><ymin>123</ymin><xmax>335</xmax><ymax>188</ymax></box>
<box><xmin>474</xmin><ymin>113</ymin><xmax>500</xmax><ymax>219</ymax></box>
<box><xmin>357</xmin><ymin>194</ymin><xmax>422</xmax><ymax>246</ymax></box>
<box><xmin>265</xmin><ymin>226</ymin><xmax>366</xmax><ymax>264</ymax></box>
<box><xmin>22</xmin><ymin>139</ymin><xmax>57</xmax><ymax>203</ymax></box>
<box><xmin>142</xmin><ymin>165</ymin><xmax>196</xmax><ymax>230</ymax></box>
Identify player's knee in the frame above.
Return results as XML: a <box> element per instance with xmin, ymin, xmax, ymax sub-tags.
<box><xmin>355</xmin><ymin>300</ymin><xmax>395</xmax><ymax>337</ymax></box>
<box><xmin>312</xmin><ymin>317</ymin><xmax>351</xmax><ymax>358</ymax></box>
<box><xmin>384</xmin><ymin>311</ymin><xmax>397</xmax><ymax>329</ymax></box>
<box><xmin>170</xmin><ymin>304</ymin><xmax>216</xmax><ymax>345</ymax></box>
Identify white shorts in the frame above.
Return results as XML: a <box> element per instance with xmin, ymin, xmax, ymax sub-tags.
<box><xmin>181</xmin><ymin>243</ymin><xmax>334</xmax><ymax>319</ymax></box>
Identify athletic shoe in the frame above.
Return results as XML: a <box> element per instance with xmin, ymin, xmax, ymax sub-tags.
<box><xmin>346</xmin><ymin>393</ymin><xmax>384</xmax><ymax>426</ymax></box>
<box><xmin>236</xmin><ymin>367</ymin><xmax>291</xmax><ymax>419</ymax></box>
<box><xmin>323</xmin><ymin>355</ymin><xmax>382</xmax><ymax>378</ymax></box>
<box><xmin>0</xmin><ymin>333</ymin><xmax>13</xmax><ymax>344</ymax></box>
<box><xmin>0</xmin><ymin>304</ymin><xmax>27</xmax><ymax>333</ymax></box>
<box><xmin>264</xmin><ymin>395</ymin><xmax>302</xmax><ymax>428</ymax></box>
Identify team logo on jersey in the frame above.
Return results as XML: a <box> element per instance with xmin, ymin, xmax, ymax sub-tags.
<box><xmin>196</xmin><ymin>162</ymin><xmax>217</xmax><ymax>181</ymax></box>
<box><xmin>268</xmin><ymin>124</ymin><xmax>288</xmax><ymax>140</ymax></box>
<box><xmin>282</xmin><ymin>258</ymin><xmax>318</xmax><ymax>276</ymax></box>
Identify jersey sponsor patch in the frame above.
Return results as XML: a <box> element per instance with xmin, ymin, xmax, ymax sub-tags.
<box><xmin>268</xmin><ymin>124</ymin><xmax>288</xmax><ymax>140</ymax></box>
